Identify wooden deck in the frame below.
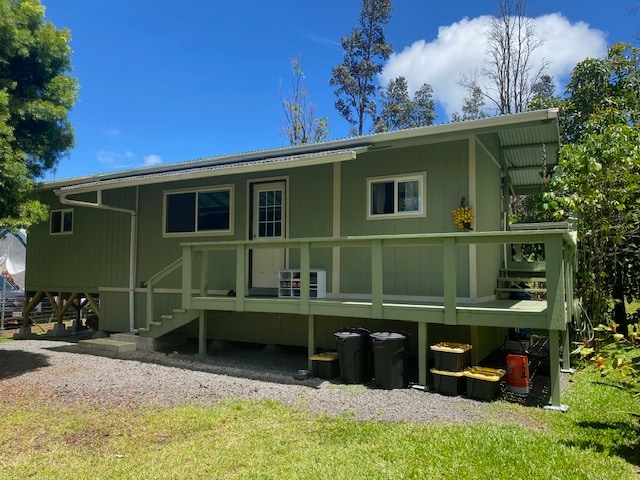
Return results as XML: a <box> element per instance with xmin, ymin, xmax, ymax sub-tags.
<box><xmin>188</xmin><ymin>294</ymin><xmax>549</xmax><ymax>329</ymax></box>
<box><xmin>142</xmin><ymin>228</ymin><xmax>576</xmax><ymax>408</ymax></box>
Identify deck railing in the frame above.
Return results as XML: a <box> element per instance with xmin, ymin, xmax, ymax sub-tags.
<box><xmin>165</xmin><ymin>228</ymin><xmax>576</xmax><ymax>329</ymax></box>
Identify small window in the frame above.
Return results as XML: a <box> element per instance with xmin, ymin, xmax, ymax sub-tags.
<box><xmin>50</xmin><ymin>209</ymin><xmax>73</xmax><ymax>234</ymax></box>
<box><xmin>164</xmin><ymin>186</ymin><xmax>233</xmax><ymax>236</ymax></box>
<box><xmin>367</xmin><ymin>173</ymin><xmax>426</xmax><ymax>219</ymax></box>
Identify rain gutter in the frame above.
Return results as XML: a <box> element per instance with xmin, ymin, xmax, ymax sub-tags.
<box><xmin>55</xmin><ymin>188</ymin><xmax>138</xmax><ymax>333</ymax></box>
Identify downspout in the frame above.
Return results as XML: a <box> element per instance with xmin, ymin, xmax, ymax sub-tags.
<box><xmin>55</xmin><ymin>188</ymin><xmax>138</xmax><ymax>333</ymax></box>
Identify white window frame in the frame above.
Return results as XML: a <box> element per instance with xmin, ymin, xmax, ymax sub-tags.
<box><xmin>163</xmin><ymin>184</ymin><xmax>234</xmax><ymax>237</ymax></box>
<box><xmin>50</xmin><ymin>208</ymin><xmax>74</xmax><ymax>235</ymax></box>
<box><xmin>366</xmin><ymin>172</ymin><xmax>426</xmax><ymax>220</ymax></box>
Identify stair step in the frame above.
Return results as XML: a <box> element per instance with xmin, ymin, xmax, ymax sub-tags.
<box><xmin>173</xmin><ymin>309</ymin><xmax>187</xmax><ymax>314</ymax></box>
<box><xmin>138</xmin><ymin>327</ymin><xmax>149</xmax><ymax>333</ymax></box>
<box><xmin>150</xmin><ymin>321</ymin><xmax>162</xmax><ymax>326</ymax></box>
<box><xmin>501</xmin><ymin>267</ymin><xmax>546</xmax><ymax>274</ymax></box>
<box><xmin>495</xmin><ymin>287</ymin><xmax>547</xmax><ymax>293</ymax></box>
<box><xmin>78</xmin><ymin>338</ymin><xmax>136</xmax><ymax>354</ymax></box>
<box><xmin>498</xmin><ymin>276</ymin><xmax>547</xmax><ymax>283</ymax></box>
<box><xmin>160</xmin><ymin>314</ymin><xmax>174</xmax><ymax>320</ymax></box>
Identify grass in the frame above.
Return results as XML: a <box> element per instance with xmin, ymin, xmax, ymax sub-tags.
<box><xmin>1</xmin><ymin>367</ymin><xmax>638</xmax><ymax>479</ymax></box>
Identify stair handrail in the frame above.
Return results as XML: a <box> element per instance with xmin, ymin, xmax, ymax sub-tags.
<box><xmin>145</xmin><ymin>252</ymin><xmax>201</xmax><ymax>332</ymax></box>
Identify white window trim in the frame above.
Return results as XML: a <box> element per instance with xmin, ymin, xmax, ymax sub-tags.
<box><xmin>162</xmin><ymin>184</ymin><xmax>235</xmax><ymax>237</ymax></box>
<box><xmin>50</xmin><ymin>208</ymin><xmax>74</xmax><ymax>235</ymax></box>
<box><xmin>366</xmin><ymin>172</ymin><xmax>427</xmax><ymax>220</ymax></box>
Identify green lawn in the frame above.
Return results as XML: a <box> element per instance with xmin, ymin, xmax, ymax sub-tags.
<box><xmin>1</xmin><ymin>368</ymin><xmax>638</xmax><ymax>479</ymax></box>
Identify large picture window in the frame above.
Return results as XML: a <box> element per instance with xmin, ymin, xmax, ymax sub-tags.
<box><xmin>50</xmin><ymin>209</ymin><xmax>74</xmax><ymax>234</ymax></box>
<box><xmin>164</xmin><ymin>186</ymin><xmax>233</xmax><ymax>235</ymax></box>
<box><xmin>367</xmin><ymin>173</ymin><xmax>426</xmax><ymax>219</ymax></box>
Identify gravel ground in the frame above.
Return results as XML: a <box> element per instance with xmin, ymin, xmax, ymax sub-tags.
<box><xmin>0</xmin><ymin>337</ymin><xmax>560</xmax><ymax>423</ymax></box>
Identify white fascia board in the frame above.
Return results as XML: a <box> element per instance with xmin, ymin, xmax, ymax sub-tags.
<box><xmin>54</xmin><ymin>148</ymin><xmax>364</xmax><ymax>196</ymax></box>
<box><xmin>47</xmin><ymin>108</ymin><xmax>559</xmax><ymax>195</ymax></box>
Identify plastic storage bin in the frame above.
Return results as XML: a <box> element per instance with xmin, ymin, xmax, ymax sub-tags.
<box><xmin>370</xmin><ymin>331</ymin><xmax>409</xmax><ymax>389</ymax></box>
<box><xmin>334</xmin><ymin>328</ymin><xmax>371</xmax><ymax>384</ymax></box>
<box><xmin>431</xmin><ymin>368</ymin><xmax>465</xmax><ymax>396</ymax></box>
<box><xmin>430</xmin><ymin>342</ymin><xmax>472</xmax><ymax>371</ymax></box>
<box><xmin>464</xmin><ymin>366</ymin><xmax>505</xmax><ymax>401</ymax></box>
<box><xmin>309</xmin><ymin>352</ymin><xmax>339</xmax><ymax>379</ymax></box>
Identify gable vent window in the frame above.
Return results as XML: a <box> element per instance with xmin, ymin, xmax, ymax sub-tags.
<box><xmin>50</xmin><ymin>209</ymin><xmax>74</xmax><ymax>235</ymax></box>
<box><xmin>367</xmin><ymin>172</ymin><xmax>426</xmax><ymax>220</ymax></box>
<box><xmin>164</xmin><ymin>186</ymin><xmax>233</xmax><ymax>236</ymax></box>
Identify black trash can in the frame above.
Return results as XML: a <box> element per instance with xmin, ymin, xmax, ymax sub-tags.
<box><xmin>370</xmin><ymin>331</ymin><xmax>409</xmax><ymax>389</ymax></box>
<box><xmin>334</xmin><ymin>328</ymin><xmax>371</xmax><ymax>384</ymax></box>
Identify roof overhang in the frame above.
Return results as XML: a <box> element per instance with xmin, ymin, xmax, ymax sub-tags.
<box><xmin>54</xmin><ymin>148</ymin><xmax>365</xmax><ymax>195</ymax></box>
<box><xmin>46</xmin><ymin>108</ymin><xmax>560</xmax><ymax>197</ymax></box>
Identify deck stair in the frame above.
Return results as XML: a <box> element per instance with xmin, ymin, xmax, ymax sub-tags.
<box><xmin>496</xmin><ymin>266</ymin><xmax>547</xmax><ymax>300</ymax></box>
<box><xmin>138</xmin><ymin>308</ymin><xmax>200</xmax><ymax>338</ymax></box>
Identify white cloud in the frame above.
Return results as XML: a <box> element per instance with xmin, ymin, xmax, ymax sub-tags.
<box><xmin>97</xmin><ymin>149</ymin><xmax>160</xmax><ymax>169</ymax></box>
<box><xmin>101</xmin><ymin>126</ymin><xmax>121</xmax><ymax>137</ymax></box>
<box><xmin>143</xmin><ymin>154</ymin><xmax>162</xmax><ymax>166</ymax></box>
<box><xmin>381</xmin><ymin>13</ymin><xmax>608</xmax><ymax>119</ymax></box>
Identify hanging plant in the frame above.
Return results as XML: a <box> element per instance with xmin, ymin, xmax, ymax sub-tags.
<box><xmin>451</xmin><ymin>197</ymin><xmax>473</xmax><ymax>230</ymax></box>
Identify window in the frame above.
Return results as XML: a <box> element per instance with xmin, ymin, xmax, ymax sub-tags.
<box><xmin>50</xmin><ymin>209</ymin><xmax>73</xmax><ymax>234</ymax></box>
<box><xmin>164</xmin><ymin>186</ymin><xmax>233</xmax><ymax>235</ymax></box>
<box><xmin>367</xmin><ymin>173</ymin><xmax>426</xmax><ymax>219</ymax></box>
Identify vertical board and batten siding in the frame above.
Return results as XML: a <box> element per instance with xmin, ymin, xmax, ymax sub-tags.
<box><xmin>474</xmin><ymin>137</ymin><xmax>503</xmax><ymax>299</ymax></box>
<box><xmin>27</xmin><ymin>188</ymin><xmax>134</xmax><ymax>292</ymax></box>
<box><xmin>280</xmin><ymin>164</ymin><xmax>334</xmax><ymax>289</ymax></box>
<box><xmin>135</xmin><ymin>164</ymin><xmax>335</xmax><ymax>293</ymax></box>
<box><xmin>136</xmin><ymin>177</ymin><xmax>245</xmax><ymax>294</ymax></box>
<box><xmin>339</xmin><ymin>141</ymin><xmax>471</xmax><ymax>297</ymax></box>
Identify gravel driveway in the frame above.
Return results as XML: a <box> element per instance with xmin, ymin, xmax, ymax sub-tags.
<box><xmin>1</xmin><ymin>337</ymin><xmax>518</xmax><ymax>423</ymax></box>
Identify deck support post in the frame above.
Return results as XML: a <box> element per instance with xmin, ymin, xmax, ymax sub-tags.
<box><xmin>300</xmin><ymin>243</ymin><xmax>310</xmax><ymax>315</ymax></box>
<box><xmin>198</xmin><ymin>310</ymin><xmax>207</xmax><ymax>356</ymax></box>
<box><xmin>418</xmin><ymin>322</ymin><xmax>428</xmax><ymax>386</ymax></box>
<box><xmin>200</xmin><ymin>250</ymin><xmax>209</xmax><ymax>296</ymax></box>
<box><xmin>371</xmin><ymin>239</ymin><xmax>383</xmax><ymax>319</ymax></box>
<box><xmin>443</xmin><ymin>238</ymin><xmax>457</xmax><ymax>325</ymax></box>
<box><xmin>235</xmin><ymin>245</ymin><xmax>246</xmax><ymax>312</ymax></box>
<box><xmin>307</xmin><ymin>314</ymin><xmax>315</xmax><ymax>371</ymax></box>
<box><xmin>545</xmin><ymin>329</ymin><xmax>568</xmax><ymax>412</ymax></box>
<box><xmin>182</xmin><ymin>246</ymin><xmax>192</xmax><ymax>309</ymax></box>
<box><xmin>561</xmin><ymin>329</ymin><xmax>572</xmax><ymax>372</ymax></box>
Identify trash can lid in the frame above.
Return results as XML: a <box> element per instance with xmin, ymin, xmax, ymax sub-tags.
<box><xmin>370</xmin><ymin>331</ymin><xmax>406</xmax><ymax>340</ymax></box>
<box><xmin>334</xmin><ymin>328</ymin><xmax>370</xmax><ymax>339</ymax></box>
<box><xmin>334</xmin><ymin>331</ymin><xmax>363</xmax><ymax>339</ymax></box>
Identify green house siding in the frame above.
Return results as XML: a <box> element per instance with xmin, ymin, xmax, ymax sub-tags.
<box><xmin>475</xmin><ymin>138</ymin><xmax>503</xmax><ymax>299</ymax></box>
<box><xmin>339</xmin><ymin>140</ymin><xmax>471</xmax><ymax>297</ymax></box>
<box><xmin>27</xmin><ymin>189</ymin><xmax>134</xmax><ymax>292</ymax></box>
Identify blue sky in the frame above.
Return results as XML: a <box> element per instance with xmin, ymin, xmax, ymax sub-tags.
<box><xmin>43</xmin><ymin>1</ymin><xmax>639</xmax><ymax>181</ymax></box>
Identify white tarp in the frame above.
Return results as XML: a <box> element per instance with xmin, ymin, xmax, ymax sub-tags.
<box><xmin>0</xmin><ymin>230</ymin><xmax>26</xmax><ymax>290</ymax></box>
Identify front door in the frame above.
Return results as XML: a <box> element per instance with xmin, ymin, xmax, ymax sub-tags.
<box><xmin>251</xmin><ymin>181</ymin><xmax>286</xmax><ymax>288</ymax></box>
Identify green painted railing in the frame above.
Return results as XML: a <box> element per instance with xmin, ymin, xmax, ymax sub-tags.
<box><xmin>172</xmin><ymin>228</ymin><xmax>576</xmax><ymax>327</ymax></box>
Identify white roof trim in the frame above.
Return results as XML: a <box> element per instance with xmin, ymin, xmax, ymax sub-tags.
<box><xmin>55</xmin><ymin>148</ymin><xmax>364</xmax><ymax>194</ymax></box>
<box><xmin>46</xmin><ymin>108</ymin><xmax>559</xmax><ymax>193</ymax></box>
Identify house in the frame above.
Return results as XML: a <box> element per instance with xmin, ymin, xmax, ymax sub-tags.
<box><xmin>21</xmin><ymin>108</ymin><xmax>575</xmax><ymax>408</ymax></box>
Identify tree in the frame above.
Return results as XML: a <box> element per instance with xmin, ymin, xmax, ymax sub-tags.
<box><xmin>0</xmin><ymin>0</ymin><xmax>77</xmax><ymax>228</ymax></box>
<box><xmin>527</xmin><ymin>74</ymin><xmax>561</xmax><ymax>110</ymax></box>
<box><xmin>330</xmin><ymin>0</ymin><xmax>393</xmax><ymax>136</ymax></box>
<box><xmin>463</xmin><ymin>0</ymin><xmax>547</xmax><ymax>115</ymax></box>
<box><xmin>280</xmin><ymin>58</ymin><xmax>329</xmax><ymax>145</ymax></box>
<box><xmin>376</xmin><ymin>76</ymin><xmax>435</xmax><ymax>132</ymax></box>
<box><xmin>550</xmin><ymin>44</ymin><xmax>640</xmax><ymax>334</ymax></box>
<box><xmin>452</xmin><ymin>82</ymin><xmax>487</xmax><ymax>122</ymax></box>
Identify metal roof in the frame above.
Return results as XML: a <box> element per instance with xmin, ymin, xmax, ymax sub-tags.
<box><xmin>497</xmin><ymin>116</ymin><xmax>560</xmax><ymax>194</ymax></box>
<box><xmin>46</xmin><ymin>109</ymin><xmax>560</xmax><ymax>196</ymax></box>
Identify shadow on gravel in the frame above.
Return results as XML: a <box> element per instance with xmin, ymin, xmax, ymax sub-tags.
<box><xmin>0</xmin><ymin>349</ymin><xmax>50</xmax><ymax>379</ymax></box>
<box><xmin>44</xmin><ymin>341</ymin><xmax>332</xmax><ymax>388</ymax></box>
